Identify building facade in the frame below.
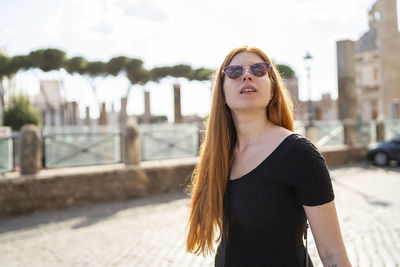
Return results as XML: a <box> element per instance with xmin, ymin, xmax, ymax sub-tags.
<box><xmin>337</xmin><ymin>0</ymin><xmax>400</xmax><ymax>121</ymax></box>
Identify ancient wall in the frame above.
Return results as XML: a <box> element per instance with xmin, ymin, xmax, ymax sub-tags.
<box><xmin>0</xmin><ymin>158</ymin><xmax>197</xmax><ymax>220</ymax></box>
<box><xmin>375</xmin><ymin>0</ymin><xmax>400</xmax><ymax>119</ymax></box>
<box><xmin>337</xmin><ymin>40</ymin><xmax>357</xmax><ymax>120</ymax></box>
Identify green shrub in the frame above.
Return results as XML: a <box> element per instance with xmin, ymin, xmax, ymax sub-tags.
<box><xmin>3</xmin><ymin>95</ymin><xmax>41</xmax><ymax>131</ymax></box>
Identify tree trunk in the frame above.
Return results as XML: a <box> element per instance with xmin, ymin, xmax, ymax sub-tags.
<box><xmin>0</xmin><ymin>78</ymin><xmax>5</xmax><ymax>110</ymax></box>
<box><xmin>85</xmin><ymin>76</ymin><xmax>101</xmax><ymax>111</ymax></box>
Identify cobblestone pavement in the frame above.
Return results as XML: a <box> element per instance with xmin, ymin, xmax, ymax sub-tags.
<box><xmin>0</xmin><ymin>161</ymin><xmax>399</xmax><ymax>267</ymax></box>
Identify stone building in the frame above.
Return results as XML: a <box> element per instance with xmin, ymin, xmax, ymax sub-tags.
<box><xmin>285</xmin><ymin>74</ymin><xmax>337</xmax><ymax>122</ymax></box>
<box><xmin>32</xmin><ymin>80</ymin><xmax>81</xmax><ymax>126</ymax></box>
<box><xmin>337</xmin><ymin>0</ymin><xmax>400</xmax><ymax>121</ymax></box>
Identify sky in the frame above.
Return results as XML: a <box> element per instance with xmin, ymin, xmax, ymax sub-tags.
<box><xmin>1</xmin><ymin>0</ymin><xmax>397</xmax><ymax>121</ymax></box>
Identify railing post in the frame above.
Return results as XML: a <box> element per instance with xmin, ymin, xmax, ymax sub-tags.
<box><xmin>173</xmin><ymin>84</ymin><xmax>183</xmax><ymax>123</ymax></box>
<box><xmin>144</xmin><ymin>91</ymin><xmax>152</xmax><ymax>124</ymax></box>
<box><xmin>305</xmin><ymin>124</ymin><xmax>318</xmax><ymax>144</ymax></box>
<box><xmin>19</xmin><ymin>124</ymin><xmax>42</xmax><ymax>175</ymax></box>
<box><xmin>343</xmin><ymin>119</ymin><xmax>355</xmax><ymax>145</ymax></box>
<box><xmin>376</xmin><ymin>119</ymin><xmax>385</xmax><ymax>141</ymax></box>
<box><xmin>99</xmin><ymin>103</ymin><xmax>107</xmax><ymax>125</ymax></box>
<box><xmin>123</xmin><ymin>123</ymin><xmax>141</xmax><ymax>165</ymax></box>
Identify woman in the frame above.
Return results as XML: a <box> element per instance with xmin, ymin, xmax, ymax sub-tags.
<box><xmin>186</xmin><ymin>46</ymin><xmax>351</xmax><ymax>266</ymax></box>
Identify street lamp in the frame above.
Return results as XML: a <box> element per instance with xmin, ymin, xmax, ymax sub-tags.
<box><xmin>304</xmin><ymin>51</ymin><xmax>313</xmax><ymax>127</ymax></box>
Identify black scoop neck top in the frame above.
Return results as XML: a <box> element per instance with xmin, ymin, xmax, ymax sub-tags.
<box><xmin>215</xmin><ymin>133</ymin><xmax>334</xmax><ymax>267</ymax></box>
<box><xmin>228</xmin><ymin>133</ymin><xmax>297</xmax><ymax>182</ymax></box>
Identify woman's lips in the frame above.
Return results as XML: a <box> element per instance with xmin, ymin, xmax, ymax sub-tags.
<box><xmin>240</xmin><ymin>85</ymin><xmax>257</xmax><ymax>94</ymax></box>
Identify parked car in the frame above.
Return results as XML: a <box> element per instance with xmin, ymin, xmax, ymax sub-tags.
<box><xmin>367</xmin><ymin>136</ymin><xmax>400</xmax><ymax>166</ymax></box>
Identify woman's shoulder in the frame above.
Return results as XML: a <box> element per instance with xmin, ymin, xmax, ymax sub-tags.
<box><xmin>269</xmin><ymin>126</ymin><xmax>312</xmax><ymax>150</ymax></box>
<box><xmin>286</xmin><ymin>133</ymin><xmax>327</xmax><ymax>167</ymax></box>
<box><xmin>290</xmin><ymin>133</ymin><xmax>320</xmax><ymax>153</ymax></box>
<box><xmin>268</xmin><ymin>130</ymin><xmax>323</xmax><ymax>163</ymax></box>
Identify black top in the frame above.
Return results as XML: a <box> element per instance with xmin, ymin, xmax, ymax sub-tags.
<box><xmin>215</xmin><ymin>133</ymin><xmax>335</xmax><ymax>267</ymax></box>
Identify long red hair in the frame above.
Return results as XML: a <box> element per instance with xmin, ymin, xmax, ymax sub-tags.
<box><xmin>186</xmin><ymin>46</ymin><xmax>294</xmax><ymax>255</ymax></box>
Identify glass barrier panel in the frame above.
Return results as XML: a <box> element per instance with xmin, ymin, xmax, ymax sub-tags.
<box><xmin>43</xmin><ymin>126</ymin><xmax>121</xmax><ymax>168</ymax></box>
<box><xmin>354</xmin><ymin>120</ymin><xmax>376</xmax><ymax>145</ymax></box>
<box><xmin>385</xmin><ymin>119</ymin><xmax>400</xmax><ymax>140</ymax></box>
<box><xmin>0</xmin><ymin>137</ymin><xmax>13</xmax><ymax>173</ymax></box>
<box><xmin>314</xmin><ymin>120</ymin><xmax>344</xmax><ymax>146</ymax></box>
<box><xmin>139</xmin><ymin>124</ymin><xmax>199</xmax><ymax>161</ymax></box>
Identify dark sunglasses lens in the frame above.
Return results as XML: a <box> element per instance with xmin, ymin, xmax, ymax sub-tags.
<box><xmin>250</xmin><ymin>63</ymin><xmax>268</xmax><ymax>77</ymax></box>
<box><xmin>224</xmin><ymin>66</ymin><xmax>243</xmax><ymax>79</ymax></box>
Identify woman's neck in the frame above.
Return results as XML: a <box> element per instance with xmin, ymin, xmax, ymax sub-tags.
<box><xmin>232</xmin><ymin>109</ymin><xmax>276</xmax><ymax>153</ymax></box>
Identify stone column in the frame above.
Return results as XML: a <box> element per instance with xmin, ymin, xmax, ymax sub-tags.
<box><xmin>61</xmin><ymin>103</ymin><xmax>68</xmax><ymax>125</ymax></box>
<box><xmin>120</xmin><ymin>98</ymin><xmax>127</xmax><ymax>130</ymax></box>
<box><xmin>85</xmin><ymin>106</ymin><xmax>91</xmax><ymax>126</ymax></box>
<box><xmin>120</xmin><ymin>98</ymin><xmax>128</xmax><ymax>162</ymax></box>
<box><xmin>376</xmin><ymin>119</ymin><xmax>385</xmax><ymax>141</ymax></box>
<box><xmin>49</xmin><ymin>108</ymin><xmax>55</xmax><ymax>126</ymax></box>
<box><xmin>41</xmin><ymin>110</ymin><xmax>47</xmax><ymax>126</ymax></box>
<box><xmin>343</xmin><ymin>119</ymin><xmax>355</xmax><ymax>145</ymax></box>
<box><xmin>305</xmin><ymin>126</ymin><xmax>318</xmax><ymax>144</ymax></box>
<box><xmin>144</xmin><ymin>91</ymin><xmax>151</xmax><ymax>124</ymax></box>
<box><xmin>99</xmin><ymin>103</ymin><xmax>107</xmax><ymax>125</ymax></box>
<box><xmin>65</xmin><ymin>102</ymin><xmax>72</xmax><ymax>125</ymax></box>
<box><xmin>59</xmin><ymin>105</ymin><xmax>65</xmax><ymax>126</ymax></box>
<box><xmin>71</xmin><ymin>101</ymin><xmax>78</xmax><ymax>125</ymax></box>
<box><xmin>173</xmin><ymin>84</ymin><xmax>183</xmax><ymax>123</ymax></box>
<box><xmin>19</xmin><ymin>124</ymin><xmax>42</xmax><ymax>175</ymax></box>
<box><xmin>123</xmin><ymin>123</ymin><xmax>141</xmax><ymax>165</ymax></box>
<box><xmin>376</xmin><ymin>0</ymin><xmax>400</xmax><ymax>119</ymax></box>
<box><xmin>336</xmin><ymin>40</ymin><xmax>357</xmax><ymax>120</ymax></box>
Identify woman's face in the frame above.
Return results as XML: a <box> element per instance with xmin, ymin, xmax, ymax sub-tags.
<box><xmin>222</xmin><ymin>51</ymin><xmax>272</xmax><ymax>113</ymax></box>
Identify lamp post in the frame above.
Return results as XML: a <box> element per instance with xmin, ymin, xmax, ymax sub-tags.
<box><xmin>304</xmin><ymin>51</ymin><xmax>313</xmax><ymax>127</ymax></box>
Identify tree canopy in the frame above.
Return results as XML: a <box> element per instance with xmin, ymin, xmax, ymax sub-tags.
<box><xmin>0</xmin><ymin>48</ymin><xmax>296</xmax><ymax>84</ymax></box>
<box><xmin>0</xmin><ymin>48</ymin><xmax>214</xmax><ymax>85</ymax></box>
<box><xmin>276</xmin><ymin>64</ymin><xmax>295</xmax><ymax>79</ymax></box>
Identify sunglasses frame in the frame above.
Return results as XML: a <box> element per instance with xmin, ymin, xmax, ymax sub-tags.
<box><xmin>222</xmin><ymin>62</ymin><xmax>271</xmax><ymax>80</ymax></box>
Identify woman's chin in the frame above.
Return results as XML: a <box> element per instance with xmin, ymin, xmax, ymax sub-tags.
<box><xmin>229</xmin><ymin>105</ymin><xmax>268</xmax><ymax>113</ymax></box>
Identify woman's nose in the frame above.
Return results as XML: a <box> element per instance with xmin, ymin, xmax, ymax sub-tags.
<box><xmin>242</xmin><ymin>69</ymin><xmax>253</xmax><ymax>81</ymax></box>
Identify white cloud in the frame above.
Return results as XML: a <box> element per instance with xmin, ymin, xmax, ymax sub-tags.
<box><xmin>120</xmin><ymin>0</ymin><xmax>167</xmax><ymax>22</ymax></box>
<box><xmin>91</xmin><ymin>20</ymin><xmax>115</xmax><ymax>35</ymax></box>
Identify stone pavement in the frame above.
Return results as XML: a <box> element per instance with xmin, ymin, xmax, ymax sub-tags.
<box><xmin>0</xmin><ymin>161</ymin><xmax>399</xmax><ymax>267</ymax></box>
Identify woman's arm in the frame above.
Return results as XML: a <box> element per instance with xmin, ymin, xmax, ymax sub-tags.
<box><xmin>303</xmin><ymin>200</ymin><xmax>352</xmax><ymax>267</ymax></box>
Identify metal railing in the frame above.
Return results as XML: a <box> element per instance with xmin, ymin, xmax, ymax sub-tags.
<box><xmin>43</xmin><ymin>126</ymin><xmax>121</xmax><ymax>168</ymax></box>
<box><xmin>1</xmin><ymin>119</ymin><xmax>399</xmax><ymax>173</ymax></box>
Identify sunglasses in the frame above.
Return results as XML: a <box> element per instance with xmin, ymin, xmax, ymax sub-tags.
<box><xmin>222</xmin><ymin>62</ymin><xmax>271</xmax><ymax>80</ymax></box>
